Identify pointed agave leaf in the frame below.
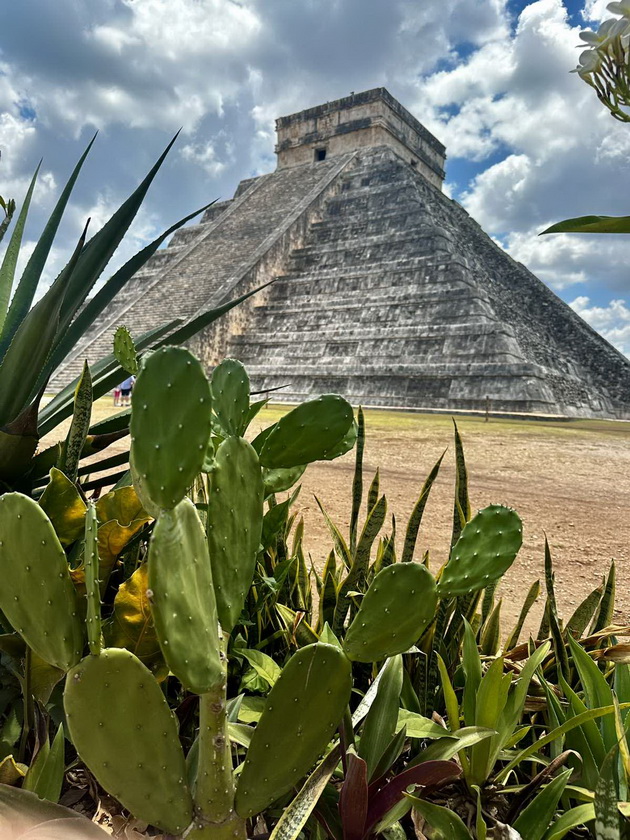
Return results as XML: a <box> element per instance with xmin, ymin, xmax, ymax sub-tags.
<box><xmin>590</xmin><ymin>560</ymin><xmax>616</xmax><ymax>635</ymax></box>
<box><xmin>566</xmin><ymin>584</ymin><xmax>604</xmax><ymax>638</ymax></box>
<box><xmin>268</xmin><ymin>748</ymin><xmax>340</xmax><ymax>840</ymax></box>
<box><xmin>349</xmin><ymin>406</ymin><xmax>365</xmax><ymax>554</ymax></box>
<box><xmin>505</xmin><ymin>580</ymin><xmax>540</xmax><ymax>651</ymax></box>
<box><xmin>46</xmin><ymin>199</ymin><xmax>213</xmax><ymax>374</ymax></box>
<box><xmin>401</xmin><ymin>450</ymin><xmax>445</xmax><ymax>562</ymax></box>
<box><xmin>58</xmin><ymin>360</ymin><xmax>92</xmax><ymax>484</ymax></box>
<box><xmin>0</xmin><ymin>222</ymin><xmax>88</xmax><ymax>427</ymax></box>
<box><xmin>0</xmin><ymin>164</ymin><xmax>40</xmax><ymax>330</ymax></box>
<box><xmin>23</xmin><ymin>724</ymin><xmax>65</xmax><ymax>803</ymax></box>
<box><xmin>0</xmin><ymin>137</ymin><xmax>96</xmax><ymax>356</ymax></box>
<box><xmin>451</xmin><ymin>419</ymin><xmax>470</xmax><ymax>547</ymax></box>
<box><xmin>541</xmin><ymin>215</ymin><xmax>630</xmax><ymax>235</ymax></box>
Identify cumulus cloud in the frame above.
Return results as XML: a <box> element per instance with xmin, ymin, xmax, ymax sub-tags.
<box><xmin>571</xmin><ymin>295</ymin><xmax>630</xmax><ymax>355</ymax></box>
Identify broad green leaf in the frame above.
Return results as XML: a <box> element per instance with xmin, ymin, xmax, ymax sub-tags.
<box><xmin>23</xmin><ymin>724</ymin><xmax>65</xmax><ymax>803</ymax></box>
<box><xmin>513</xmin><ymin>768</ymin><xmax>572</xmax><ymax>840</ymax></box>
<box><xmin>498</xmin><ymin>703</ymin><xmax>630</xmax><ymax>782</ymax></box>
<box><xmin>411</xmin><ymin>727</ymin><xmax>497</xmax><ymax>764</ymax></box>
<box><xmin>543</xmin><ymin>804</ymin><xmax>595</xmax><ymax>840</ymax></box>
<box><xmin>238</xmin><ymin>648</ymin><xmax>282</xmax><ymax>688</ymax></box>
<box><xmin>541</xmin><ymin>215</ymin><xmax>630</xmax><ymax>235</ymax></box>
<box><xmin>406</xmin><ymin>795</ymin><xmax>472</xmax><ymax>839</ymax></box>
<box><xmin>396</xmin><ymin>710</ymin><xmax>450</xmax><ymax>740</ymax></box>
<box><xmin>567</xmin><ymin>635</ymin><xmax>616</xmax><ymax>752</ymax></box>
<box><xmin>359</xmin><ymin>655</ymin><xmax>403</xmax><ymax>780</ymax></box>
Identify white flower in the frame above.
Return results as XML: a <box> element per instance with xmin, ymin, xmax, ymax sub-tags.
<box><xmin>576</xmin><ymin>48</ymin><xmax>603</xmax><ymax>74</ymax></box>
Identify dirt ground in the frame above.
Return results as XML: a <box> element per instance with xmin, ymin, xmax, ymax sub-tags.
<box><xmin>255</xmin><ymin>406</ymin><xmax>630</xmax><ymax>635</ymax></box>
<box><xmin>64</xmin><ymin>399</ymin><xmax>630</xmax><ymax>637</ymax></box>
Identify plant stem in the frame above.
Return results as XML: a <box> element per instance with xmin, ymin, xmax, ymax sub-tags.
<box><xmin>189</xmin><ymin>635</ymin><xmax>246</xmax><ymax>840</ymax></box>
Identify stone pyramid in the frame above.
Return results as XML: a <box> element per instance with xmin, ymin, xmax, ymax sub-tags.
<box><xmin>52</xmin><ymin>88</ymin><xmax>630</xmax><ymax>418</ymax></box>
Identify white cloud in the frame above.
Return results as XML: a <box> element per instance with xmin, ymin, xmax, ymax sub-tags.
<box><xmin>571</xmin><ymin>295</ymin><xmax>630</xmax><ymax>355</ymax></box>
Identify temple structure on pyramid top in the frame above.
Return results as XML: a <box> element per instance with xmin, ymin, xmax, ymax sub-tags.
<box><xmin>51</xmin><ymin>88</ymin><xmax>630</xmax><ymax>418</ymax></box>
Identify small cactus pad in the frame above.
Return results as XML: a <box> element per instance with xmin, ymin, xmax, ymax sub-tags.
<box><xmin>64</xmin><ymin>648</ymin><xmax>193</xmax><ymax>834</ymax></box>
<box><xmin>235</xmin><ymin>642</ymin><xmax>351</xmax><ymax>818</ymax></box>
<box><xmin>343</xmin><ymin>563</ymin><xmax>438</xmax><ymax>662</ymax></box>
<box><xmin>211</xmin><ymin>358</ymin><xmax>250</xmax><ymax>437</ymax></box>
<box><xmin>130</xmin><ymin>346</ymin><xmax>212</xmax><ymax>512</ymax></box>
<box><xmin>113</xmin><ymin>325</ymin><xmax>138</xmax><ymax>375</ymax></box>
<box><xmin>84</xmin><ymin>503</ymin><xmax>102</xmax><ymax>656</ymax></box>
<box><xmin>262</xmin><ymin>464</ymin><xmax>307</xmax><ymax>496</ymax></box>
<box><xmin>259</xmin><ymin>395</ymin><xmax>354</xmax><ymax>469</ymax></box>
<box><xmin>148</xmin><ymin>498</ymin><xmax>222</xmax><ymax>694</ymax></box>
<box><xmin>0</xmin><ymin>493</ymin><xmax>84</xmax><ymax>671</ymax></box>
<box><xmin>207</xmin><ymin>437</ymin><xmax>264</xmax><ymax>632</ymax></box>
<box><xmin>437</xmin><ymin>505</ymin><xmax>523</xmax><ymax>598</ymax></box>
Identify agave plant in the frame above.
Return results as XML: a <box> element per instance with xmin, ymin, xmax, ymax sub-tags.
<box><xmin>0</xmin><ymin>135</ymin><xmax>264</xmax><ymax>496</ymax></box>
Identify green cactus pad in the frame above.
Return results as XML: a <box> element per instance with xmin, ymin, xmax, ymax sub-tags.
<box><xmin>235</xmin><ymin>642</ymin><xmax>351</xmax><ymax>819</ymax></box>
<box><xmin>211</xmin><ymin>358</ymin><xmax>250</xmax><ymax>437</ymax></box>
<box><xmin>259</xmin><ymin>395</ymin><xmax>354</xmax><ymax>469</ymax></box>
<box><xmin>148</xmin><ymin>497</ymin><xmax>222</xmax><ymax>694</ymax></box>
<box><xmin>64</xmin><ymin>648</ymin><xmax>193</xmax><ymax>834</ymax></box>
<box><xmin>437</xmin><ymin>505</ymin><xmax>523</xmax><ymax>599</ymax></box>
<box><xmin>130</xmin><ymin>346</ymin><xmax>212</xmax><ymax>513</ymax></box>
<box><xmin>0</xmin><ymin>493</ymin><xmax>84</xmax><ymax>671</ymax></box>
<box><xmin>84</xmin><ymin>503</ymin><xmax>101</xmax><ymax>656</ymax></box>
<box><xmin>113</xmin><ymin>325</ymin><xmax>138</xmax><ymax>375</ymax></box>
<box><xmin>207</xmin><ymin>437</ymin><xmax>264</xmax><ymax>632</ymax></box>
<box><xmin>343</xmin><ymin>562</ymin><xmax>438</xmax><ymax>662</ymax></box>
<box><xmin>262</xmin><ymin>464</ymin><xmax>307</xmax><ymax>496</ymax></box>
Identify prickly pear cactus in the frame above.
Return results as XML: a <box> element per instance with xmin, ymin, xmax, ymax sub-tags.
<box><xmin>84</xmin><ymin>502</ymin><xmax>101</xmax><ymax>656</ymax></box>
<box><xmin>437</xmin><ymin>505</ymin><xmax>523</xmax><ymax>598</ymax></box>
<box><xmin>130</xmin><ymin>346</ymin><xmax>212</xmax><ymax>513</ymax></box>
<box><xmin>262</xmin><ymin>464</ymin><xmax>307</xmax><ymax>496</ymax></box>
<box><xmin>211</xmin><ymin>358</ymin><xmax>250</xmax><ymax>437</ymax></box>
<box><xmin>259</xmin><ymin>395</ymin><xmax>354</xmax><ymax>469</ymax></box>
<box><xmin>113</xmin><ymin>325</ymin><xmax>138</xmax><ymax>374</ymax></box>
<box><xmin>0</xmin><ymin>493</ymin><xmax>84</xmax><ymax>671</ymax></box>
<box><xmin>235</xmin><ymin>642</ymin><xmax>352</xmax><ymax>819</ymax></box>
<box><xmin>148</xmin><ymin>497</ymin><xmax>222</xmax><ymax>694</ymax></box>
<box><xmin>343</xmin><ymin>562</ymin><xmax>438</xmax><ymax>662</ymax></box>
<box><xmin>207</xmin><ymin>437</ymin><xmax>264</xmax><ymax>632</ymax></box>
<box><xmin>64</xmin><ymin>648</ymin><xmax>193</xmax><ymax>834</ymax></box>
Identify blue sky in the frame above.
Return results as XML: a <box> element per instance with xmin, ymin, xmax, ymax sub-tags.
<box><xmin>2</xmin><ymin>0</ymin><xmax>630</xmax><ymax>353</ymax></box>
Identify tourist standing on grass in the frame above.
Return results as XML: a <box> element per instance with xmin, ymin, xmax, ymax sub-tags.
<box><xmin>119</xmin><ymin>374</ymin><xmax>135</xmax><ymax>407</ymax></box>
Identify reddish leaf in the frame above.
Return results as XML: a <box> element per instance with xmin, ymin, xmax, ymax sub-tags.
<box><xmin>364</xmin><ymin>760</ymin><xmax>460</xmax><ymax>835</ymax></box>
<box><xmin>339</xmin><ymin>751</ymin><xmax>369</xmax><ymax>840</ymax></box>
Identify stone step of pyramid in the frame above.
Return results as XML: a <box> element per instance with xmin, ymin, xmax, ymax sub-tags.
<box><xmin>50</xmin><ymin>153</ymin><xmax>355</xmax><ymax>390</ymax></box>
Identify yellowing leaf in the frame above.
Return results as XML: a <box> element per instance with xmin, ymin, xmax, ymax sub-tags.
<box><xmin>95</xmin><ymin>485</ymin><xmax>147</xmax><ymax>526</ymax></box>
<box><xmin>39</xmin><ymin>468</ymin><xmax>86</xmax><ymax>546</ymax></box>
<box><xmin>107</xmin><ymin>564</ymin><xmax>165</xmax><ymax>679</ymax></box>
<box><xmin>0</xmin><ymin>755</ymin><xmax>27</xmax><ymax>784</ymax></box>
<box><xmin>29</xmin><ymin>652</ymin><xmax>64</xmax><ymax>704</ymax></box>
